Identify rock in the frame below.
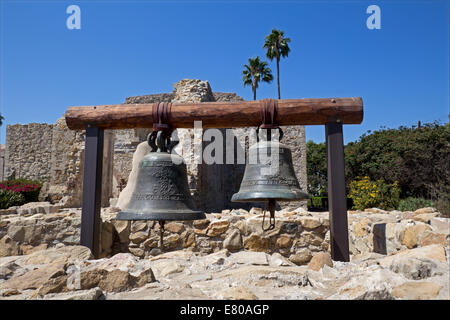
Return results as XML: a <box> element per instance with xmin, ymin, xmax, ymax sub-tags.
<box><xmin>299</xmin><ymin>217</ymin><xmax>322</xmax><ymax>229</ymax></box>
<box><xmin>401</xmin><ymin>224</ymin><xmax>432</xmax><ymax>248</ymax></box>
<box><xmin>101</xmin><ymin>222</ymin><xmax>114</xmax><ymax>253</ymax></box>
<box><xmin>249</xmin><ymin>207</ymin><xmax>263</xmax><ymax>215</ymax></box>
<box><xmin>269</xmin><ymin>253</ymin><xmax>295</xmax><ymax>267</ymax></box>
<box><xmin>19</xmin><ymin>245</ymin><xmax>93</xmax><ymax>265</ymax></box>
<box><xmin>2</xmin><ymin>288</ymin><xmax>20</xmax><ymax>297</ymax></box>
<box><xmin>307</xmin><ymin>252</ymin><xmax>333</xmax><ymax>271</ymax></box>
<box><xmin>1</xmin><ymin>262</ymin><xmax>66</xmax><ymax>290</ymax></box>
<box><xmin>419</xmin><ymin>231</ymin><xmax>447</xmax><ymax>247</ymax></box>
<box><xmin>243</xmin><ymin>233</ymin><xmax>270</xmax><ymax>252</ymax></box>
<box><xmin>164</xmin><ymin>234</ymin><xmax>181</xmax><ymax>249</ymax></box>
<box><xmin>20</xmin><ymin>243</ymin><xmax>48</xmax><ymax>255</ymax></box>
<box><xmin>413</xmin><ymin>207</ymin><xmax>436</xmax><ymax>215</ymax></box>
<box><xmin>206</xmin><ymin>220</ymin><xmax>230</xmax><ymax>237</ymax></box>
<box><xmin>413</xmin><ymin>213</ymin><xmax>438</xmax><ymax>223</ymax></box>
<box><xmin>392</xmin><ymin>282</ymin><xmax>442</xmax><ymax>300</ymax></box>
<box><xmin>276</xmin><ymin>234</ymin><xmax>292</xmax><ymax>248</ymax></box>
<box><xmin>223</xmin><ymin>229</ymin><xmax>243</xmax><ymax>251</ymax></box>
<box><xmin>157</xmin><ymin>261</ymin><xmax>184</xmax><ymax>277</ymax></box>
<box><xmin>128</xmin><ymin>247</ymin><xmax>145</xmax><ymax>258</ymax></box>
<box><xmin>7</xmin><ymin>225</ymin><xmax>25</xmax><ymax>242</ymax></box>
<box><xmin>220</xmin><ymin>286</ymin><xmax>258</xmax><ymax>300</ymax></box>
<box><xmin>389</xmin><ymin>257</ymin><xmax>446</xmax><ymax>280</ymax></box>
<box><xmin>42</xmin><ymin>287</ymin><xmax>103</xmax><ymax>300</ymax></box>
<box><xmin>379</xmin><ymin>244</ymin><xmax>447</xmax><ymax>267</ymax></box>
<box><xmin>35</xmin><ymin>274</ymin><xmax>69</xmax><ymax>296</ymax></box>
<box><xmin>229</xmin><ymin>251</ymin><xmax>269</xmax><ymax>265</ymax></box>
<box><xmin>113</xmin><ymin>220</ymin><xmax>130</xmax><ymax>243</ymax></box>
<box><xmin>165</xmin><ymin>222</ymin><xmax>185</xmax><ymax>234</ymax></box>
<box><xmin>430</xmin><ymin>218</ymin><xmax>449</xmax><ymax>235</ymax></box>
<box><xmin>99</xmin><ymin>269</ymin><xmax>137</xmax><ymax>292</ymax></box>
<box><xmin>129</xmin><ymin>231</ymin><xmax>148</xmax><ymax>244</ymax></box>
<box><xmin>364</xmin><ymin>208</ymin><xmax>387</xmax><ymax>214</ymax></box>
<box><xmin>353</xmin><ymin>218</ymin><xmax>371</xmax><ymax>237</ymax></box>
<box><xmin>182</xmin><ymin>231</ymin><xmax>195</xmax><ymax>248</ymax></box>
<box><xmin>289</xmin><ymin>248</ymin><xmax>312</xmax><ymax>265</ymax></box>
<box><xmin>193</xmin><ymin>219</ymin><xmax>210</xmax><ymax>230</ymax></box>
<box><xmin>131</xmin><ymin>221</ymin><xmax>147</xmax><ymax>233</ymax></box>
<box><xmin>0</xmin><ymin>236</ymin><xmax>20</xmax><ymax>257</ymax></box>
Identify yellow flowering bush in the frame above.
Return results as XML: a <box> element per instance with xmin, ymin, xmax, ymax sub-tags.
<box><xmin>349</xmin><ymin>177</ymin><xmax>400</xmax><ymax>210</ymax></box>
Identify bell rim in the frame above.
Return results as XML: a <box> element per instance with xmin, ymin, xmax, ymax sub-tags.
<box><xmin>231</xmin><ymin>190</ymin><xmax>309</xmax><ymax>202</ymax></box>
<box><xmin>116</xmin><ymin>210</ymin><xmax>206</xmax><ymax>221</ymax></box>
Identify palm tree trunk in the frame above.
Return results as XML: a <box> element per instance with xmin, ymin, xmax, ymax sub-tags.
<box><xmin>253</xmin><ymin>87</ymin><xmax>256</xmax><ymax>100</ymax></box>
<box><xmin>277</xmin><ymin>58</ymin><xmax>280</xmax><ymax>99</ymax></box>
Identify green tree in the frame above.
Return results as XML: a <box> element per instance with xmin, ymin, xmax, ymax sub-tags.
<box><xmin>242</xmin><ymin>56</ymin><xmax>273</xmax><ymax>100</ymax></box>
<box><xmin>306</xmin><ymin>140</ymin><xmax>327</xmax><ymax>196</ymax></box>
<box><xmin>263</xmin><ymin>29</ymin><xmax>291</xmax><ymax>99</ymax></box>
<box><xmin>0</xmin><ymin>114</ymin><xmax>4</xmax><ymax>126</ymax></box>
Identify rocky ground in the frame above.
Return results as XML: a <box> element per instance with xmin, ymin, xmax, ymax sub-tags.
<box><xmin>0</xmin><ymin>204</ymin><xmax>448</xmax><ymax>300</ymax></box>
<box><xmin>0</xmin><ymin>242</ymin><xmax>448</xmax><ymax>300</ymax></box>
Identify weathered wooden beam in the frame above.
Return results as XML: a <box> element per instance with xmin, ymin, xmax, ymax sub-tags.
<box><xmin>326</xmin><ymin>121</ymin><xmax>350</xmax><ymax>262</ymax></box>
<box><xmin>65</xmin><ymin>97</ymin><xmax>363</xmax><ymax>130</ymax></box>
<box><xmin>80</xmin><ymin>127</ymin><xmax>103</xmax><ymax>258</ymax></box>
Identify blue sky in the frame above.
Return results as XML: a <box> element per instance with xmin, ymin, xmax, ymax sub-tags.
<box><xmin>0</xmin><ymin>0</ymin><xmax>448</xmax><ymax>144</ymax></box>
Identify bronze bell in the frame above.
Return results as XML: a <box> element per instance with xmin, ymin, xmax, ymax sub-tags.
<box><xmin>232</xmin><ymin>128</ymin><xmax>308</xmax><ymax>230</ymax></box>
<box><xmin>117</xmin><ymin>131</ymin><xmax>205</xmax><ymax>222</ymax></box>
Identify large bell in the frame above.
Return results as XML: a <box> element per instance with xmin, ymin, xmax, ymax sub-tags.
<box><xmin>232</xmin><ymin>139</ymin><xmax>308</xmax><ymax>203</ymax></box>
<box><xmin>117</xmin><ymin>133</ymin><xmax>204</xmax><ymax>222</ymax></box>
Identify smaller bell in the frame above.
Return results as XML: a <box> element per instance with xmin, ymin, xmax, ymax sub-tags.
<box><xmin>232</xmin><ymin>129</ymin><xmax>308</xmax><ymax>230</ymax></box>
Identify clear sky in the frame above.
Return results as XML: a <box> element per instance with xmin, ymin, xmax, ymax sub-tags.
<box><xmin>0</xmin><ymin>0</ymin><xmax>448</xmax><ymax>145</ymax></box>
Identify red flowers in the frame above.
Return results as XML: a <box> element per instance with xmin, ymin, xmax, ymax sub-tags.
<box><xmin>0</xmin><ymin>180</ymin><xmax>40</xmax><ymax>193</ymax></box>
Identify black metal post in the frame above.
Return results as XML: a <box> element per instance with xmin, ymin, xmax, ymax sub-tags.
<box><xmin>325</xmin><ymin>121</ymin><xmax>350</xmax><ymax>262</ymax></box>
<box><xmin>80</xmin><ymin>126</ymin><xmax>104</xmax><ymax>258</ymax></box>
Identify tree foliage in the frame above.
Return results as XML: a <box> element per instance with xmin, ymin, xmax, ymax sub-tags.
<box><xmin>242</xmin><ymin>56</ymin><xmax>273</xmax><ymax>100</ymax></box>
<box><xmin>306</xmin><ymin>122</ymin><xmax>450</xmax><ymax>214</ymax></box>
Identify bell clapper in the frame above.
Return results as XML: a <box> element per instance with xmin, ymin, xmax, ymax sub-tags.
<box><xmin>262</xmin><ymin>199</ymin><xmax>276</xmax><ymax>232</ymax></box>
<box><xmin>159</xmin><ymin>220</ymin><xmax>165</xmax><ymax>250</ymax></box>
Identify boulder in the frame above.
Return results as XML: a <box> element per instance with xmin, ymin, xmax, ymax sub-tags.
<box><xmin>223</xmin><ymin>229</ymin><xmax>243</xmax><ymax>251</ymax></box>
<box><xmin>307</xmin><ymin>252</ymin><xmax>333</xmax><ymax>271</ymax></box>
<box><xmin>229</xmin><ymin>251</ymin><xmax>269</xmax><ymax>265</ymax></box>
<box><xmin>0</xmin><ymin>236</ymin><xmax>20</xmax><ymax>257</ymax></box>
<box><xmin>391</xmin><ymin>282</ymin><xmax>442</xmax><ymax>300</ymax></box>
<box><xmin>289</xmin><ymin>248</ymin><xmax>312</xmax><ymax>265</ymax></box>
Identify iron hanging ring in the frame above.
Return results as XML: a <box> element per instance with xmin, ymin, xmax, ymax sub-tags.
<box><xmin>147</xmin><ymin>131</ymin><xmax>158</xmax><ymax>152</ymax></box>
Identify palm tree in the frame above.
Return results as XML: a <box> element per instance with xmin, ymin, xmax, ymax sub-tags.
<box><xmin>242</xmin><ymin>56</ymin><xmax>273</xmax><ymax>100</ymax></box>
<box><xmin>0</xmin><ymin>114</ymin><xmax>3</xmax><ymax>127</ymax></box>
<box><xmin>263</xmin><ymin>29</ymin><xmax>291</xmax><ymax>99</ymax></box>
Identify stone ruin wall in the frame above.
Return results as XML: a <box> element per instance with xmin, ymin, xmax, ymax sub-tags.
<box><xmin>4</xmin><ymin>119</ymin><xmax>113</xmax><ymax>208</ymax></box>
<box><xmin>3</xmin><ymin>79</ymin><xmax>307</xmax><ymax>213</ymax></box>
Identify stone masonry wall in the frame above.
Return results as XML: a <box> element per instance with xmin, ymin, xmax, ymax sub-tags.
<box><xmin>1</xmin><ymin>205</ymin><xmax>448</xmax><ymax>264</ymax></box>
<box><xmin>4</xmin><ymin>118</ymin><xmax>113</xmax><ymax>208</ymax></box>
<box><xmin>4</xmin><ymin>123</ymin><xmax>54</xmax><ymax>181</ymax></box>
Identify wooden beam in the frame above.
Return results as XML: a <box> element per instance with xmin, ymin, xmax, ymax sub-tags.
<box><xmin>326</xmin><ymin>121</ymin><xmax>350</xmax><ymax>262</ymax></box>
<box><xmin>65</xmin><ymin>97</ymin><xmax>363</xmax><ymax>130</ymax></box>
<box><xmin>80</xmin><ymin>127</ymin><xmax>103</xmax><ymax>258</ymax></box>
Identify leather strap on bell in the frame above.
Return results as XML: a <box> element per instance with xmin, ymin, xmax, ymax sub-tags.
<box><xmin>259</xmin><ymin>98</ymin><xmax>278</xmax><ymax>130</ymax></box>
<box><xmin>152</xmin><ymin>102</ymin><xmax>173</xmax><ymax>133</ymax></box>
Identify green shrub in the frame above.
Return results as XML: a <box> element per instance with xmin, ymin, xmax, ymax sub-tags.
<box><xmin>0</xmin><ymin>179</ymin><xmax>42</xmax><ymax>203</ymax></box>
<box><xmin>397</xmin><ymin>197</ymin><xmax>434</xmax><ymax>212</ymax></box>
<box><xmin>349</xmin><ymin>177</ymin><xmax>400</xmax><ymax>211</ymax></box>
<box><xmin>0</xmin><ymin>189</ymin><xmax>26</xmax><ymax>209</ymax></box>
